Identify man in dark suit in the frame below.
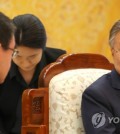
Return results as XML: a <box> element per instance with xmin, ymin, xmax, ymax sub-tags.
<box><xmin>0</xmin><ymin>14</ymin><xmax>66</xmax><ymax>134</ymax></box>
<box><xmin>82</xmin><ymin>20</ymin><xmax>120</xmax><ymax>134</ymax></box>
<box><xmin>0</xmin><ymin>12</ymin><xmax>15</xmax><ymax>84</ymax></box>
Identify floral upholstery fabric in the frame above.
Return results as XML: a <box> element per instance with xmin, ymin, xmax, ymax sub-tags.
<box><xmin>49</xmin><ymin>69</ymin><xmax>111</xmax><ymax>134</ymax></box>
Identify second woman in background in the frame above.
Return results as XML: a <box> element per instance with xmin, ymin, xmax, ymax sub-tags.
<box><xmin>0</xmin><ymin>14</ymin><xmax>66</xmax><ymax>134</ymax></box>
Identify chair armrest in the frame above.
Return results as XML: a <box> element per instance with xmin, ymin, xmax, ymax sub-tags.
<box><xmin>22</xmin><ymin>125</ymin><xmax>46</xmax><ymax>134</ymax></box>
<box><xmin>22</xmin><ymin>88</ymin><xmax>49</xmax><ymax>134</ymax></box>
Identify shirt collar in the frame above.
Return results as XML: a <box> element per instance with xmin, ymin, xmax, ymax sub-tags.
<box><xmin>9</xmin><ymin>61</ymin><xmax>18</xmax><ymax>79</ymax></box>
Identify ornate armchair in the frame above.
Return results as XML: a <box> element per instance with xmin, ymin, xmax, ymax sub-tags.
<box><xmin>22</xmin><ymin>53</ymin><xmax>114</xmax><ymax>134</ymax></box>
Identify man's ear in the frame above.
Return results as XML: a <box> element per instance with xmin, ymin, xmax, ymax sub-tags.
<box><xmin>0</xmin><ymin>43</ymin><xmax>4</xmax><ymax>57</ymax></box>
<box><xmin>0</xmin><ymin>43</ymin><xmax>2</xmax><ymax>61</ymax></box>
<box><xmin>0</xmin><ymin>43</ymin><xmax>3</xmax><ymax>52</ymax></box>
<box><xmin>111</xmin><ymin>48</ymin><xmax>114</xmax><ymax>56</ymax></box>
<box><xmin>0</xmin><ymin>43</ymin><xmax>2</xmax><ymax>51</ymax></box>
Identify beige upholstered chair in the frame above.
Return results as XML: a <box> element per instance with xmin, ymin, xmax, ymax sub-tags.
<box><xmin>49</xmin><ymin>69</ymin><xmax>112</xmax><ymax>133</ymax></box>
<box><xmin>22</xmin><ymin>53</ymin><xmax>114</xmax><ymax>134</ymax></box>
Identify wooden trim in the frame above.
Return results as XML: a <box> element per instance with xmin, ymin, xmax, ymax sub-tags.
<box><xmin>39</xmin><ymin>53</ymin><xmax>114</xmax><ymax>87</ymax></box>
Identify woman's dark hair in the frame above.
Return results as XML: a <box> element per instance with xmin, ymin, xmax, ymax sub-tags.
<box><xmin>12</xmin><ymin>14</ymin><xmax>47</xmax><ymax>49</ymax></box>
<box><xmin>0</xmin><ymin>12</ymin><xmax>16</xmax><ymax>50</ymax></box>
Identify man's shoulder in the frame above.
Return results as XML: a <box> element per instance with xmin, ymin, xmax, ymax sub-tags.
<box><xmin>83</xmin><ymin>73</ymin><xmax>111</xmax><ymax>95</ymax></box>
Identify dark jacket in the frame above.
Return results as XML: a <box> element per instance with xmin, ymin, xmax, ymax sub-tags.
<box><xmin>82</xmin><ymin>69</ymin><xmax>120</xmax><ymax>134</ymax></box>
<box><xmin>0</xmin><ymin>47</ymin><xmax>66</xmax><ymax>134</ymax></box>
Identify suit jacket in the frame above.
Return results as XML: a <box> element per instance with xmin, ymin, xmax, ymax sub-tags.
<box><xmin>0</xmin><ymin>47</ymin><xmax>66</xmax><ymax>134</ymax></box>
<box><xmin>82</xmin><ymin>69</ymin><xmax>120</xmax><ymax>134</ymax></box>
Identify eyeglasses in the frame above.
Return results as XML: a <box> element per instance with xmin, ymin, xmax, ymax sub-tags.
<box><xmin>7</xmin><ymin>47</ymin><xmax>19</xmax><ymax>57</ymax></box>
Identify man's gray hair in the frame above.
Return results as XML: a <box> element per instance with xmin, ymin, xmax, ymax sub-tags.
<box><xmin>109</xmin><ymin>20</ymin><xmax>120</xmax><ymax>48</ymax></box>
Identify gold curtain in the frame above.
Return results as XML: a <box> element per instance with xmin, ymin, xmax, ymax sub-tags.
<box><xmin>1</xmin><ymin>0</ymin><xmax>120</xmax><ymax>62</ymax></box>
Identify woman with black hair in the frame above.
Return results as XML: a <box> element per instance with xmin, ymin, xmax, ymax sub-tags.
<box><xmin>0</xmin><ymin>14</ymin><xmax>66</xmax><ymax>134</ymax></box>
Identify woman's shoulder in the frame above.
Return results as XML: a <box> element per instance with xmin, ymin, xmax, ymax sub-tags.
<box><xmin>44</xmin><ymin>47</ymin><xmax>66</xmax><ymax>63</ymax></box>
<box><xmin>45</xmin><ymin>47</ymin><xmax>66</xmax><ymax>55</ymax></box>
